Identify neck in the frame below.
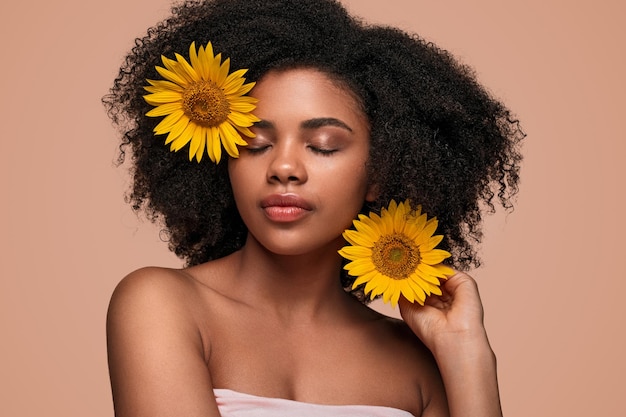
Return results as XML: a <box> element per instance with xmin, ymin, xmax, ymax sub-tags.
<box><xmin>231</xmin><ymin>234</ymin><xmax>353</xmax><ymax>322</ymax></box>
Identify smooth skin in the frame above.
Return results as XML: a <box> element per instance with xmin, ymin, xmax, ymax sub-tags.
<box><xmin>107</xmin><ymin>68</ymin><xmax>501</xmax><ymax>417</ymax></box>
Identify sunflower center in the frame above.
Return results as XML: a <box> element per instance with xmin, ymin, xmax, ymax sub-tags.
<box><xmin>182</xmin><ymin>80</ymin><xmax>230</xmax><ymax>126</ymax></box>
<box><xmin>371</xmin><ymin>234</ymin><xmax>420</xmax><ymax>280</ymax></box>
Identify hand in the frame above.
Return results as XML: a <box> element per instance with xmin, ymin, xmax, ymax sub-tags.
<box><xmin>400</xmin><ymin>271</ymin><xmax>502</xmax><ymax>417</ymax></box>
<box><xmin>399</xmin><ymin>271</ymin><xmax>488</xmax><ymax>356</ymax></box>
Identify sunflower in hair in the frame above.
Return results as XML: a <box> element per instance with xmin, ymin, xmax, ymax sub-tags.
<box><xmin>144</xmin><ymin>42</ymin><xmax>259</xmax><ymax>163</ymax></box>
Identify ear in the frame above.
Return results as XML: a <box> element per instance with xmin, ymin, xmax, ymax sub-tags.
<box><xmin>365</xmin><ymin>182</ymin><xmax>379</xmax><ymax>202</ymax></box>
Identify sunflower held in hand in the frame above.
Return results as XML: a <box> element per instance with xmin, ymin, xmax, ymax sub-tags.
<box><xmin>339</xmin><ymin>200</ymin><xmax>455</xmax><ymax>307</ymax></box>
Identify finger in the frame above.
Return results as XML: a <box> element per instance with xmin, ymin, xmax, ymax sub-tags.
<box><xmin>441</xmin><ymin>270</ymin><xmax>477</xmax><ymax>293</ymax></box>
<box><xmin>398</xmin><ymin>295</ymin><xmax>424</xmax><ymax>316</ymax></box>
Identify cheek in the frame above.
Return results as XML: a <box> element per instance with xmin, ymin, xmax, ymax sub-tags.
<box><xmin>228</xmin><ymin>155</ymin><xmax>257</xmax><ymax>181</ymax></box>
<box><xmin>329</xmin><ymin>157</ymin><xmax>370</xmax><ymax>204</ymax></box>
<box><xmin>348</xmin><ymin>153</ymin><xmax>370</xmax><ymax>190</ymax></box>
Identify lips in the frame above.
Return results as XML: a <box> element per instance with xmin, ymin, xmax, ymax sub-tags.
<box><xmin>260</xmin><ymin>194</ymin><xmax>313</xmax><ymax>222</ymax></box>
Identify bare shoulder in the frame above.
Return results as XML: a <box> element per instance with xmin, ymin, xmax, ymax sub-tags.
<box><xmin>109</xmin><ymin>268</ymin><xmax>194</xmax><ymax>330</ymax></box>
<box><xmin>109</xmin><ymin>266</ymin><xmax>198</xmax><ymax>313</ymax></box>
<box><xmin>106</xmin><ymin>266</ymin><xmax>209</xmax><ymax>365</ymax></box>
<box><xmin>107</xmin><ymin>266</ymin><xmax>222</xmax><ymax>417</ymax></box>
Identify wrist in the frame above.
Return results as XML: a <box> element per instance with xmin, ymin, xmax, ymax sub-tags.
<box><xmin>430</xmin><ymin>332</ymin><xmax>502</xmax><ymax>417</ymax></box>
<box><xmin>430</xmin><ymin>328</ymin><xmax>494</xmax><ymax>363</ymax></box>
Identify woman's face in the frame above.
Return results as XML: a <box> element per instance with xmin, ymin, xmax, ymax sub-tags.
<box><xmin>228</xmin><ymin>68</ymin><xmax>375</xmax><ymax>256</ymax></box>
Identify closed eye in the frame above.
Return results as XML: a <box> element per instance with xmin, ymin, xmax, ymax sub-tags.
<box><xmin>307</xmin><ymin>145</ymin><xmax>338</xmax><ymax>155</ymax></box>
<box><xmin>245</xmin><ymin>144</ymin><xmax>271</xmax><ymax>154</ymax></box>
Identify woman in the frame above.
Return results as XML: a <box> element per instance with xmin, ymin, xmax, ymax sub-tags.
<box><xmin>104</xmin><ymin>0</ymin><xmax>523</xmax><ymax>416</ymax></box>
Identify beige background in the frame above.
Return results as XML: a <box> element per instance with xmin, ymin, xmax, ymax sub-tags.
<box><xmin>1</xmin><ymin>0</ymin><xmax>624</xmax><ymax>416</ymax></box>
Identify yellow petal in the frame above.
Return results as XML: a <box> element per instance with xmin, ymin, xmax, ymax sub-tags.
<box><xmin>155</xmin><ymin>65</ymin><xmax>187</xmax><ymax>86</ymax></box>
<box><xmin>378</xmin><ymin>209</ymin><xmax>395</xmax><ymax>236</ymax></box>
<box><xmin>414</xmin><ymin>218</ymin><xmax>439</xmax><ymax>244</ymax></box>
<box><xmin>413</xmin><ymin>269</ymin><xmax>440</xmax><ymax>286</ymax></box>
<box><xmin>433</xmin><ymin>264</ymin><xmax>455</xmax><ymax>277</ymax></box>
<box><xmin>338</xmin><ymin>245</ymin><xmax>372</xmax><ymax>259</ymax></box>
<box><xmin>188</xmin><ymin>125</ymin><xmax>203</xmax><ymax>161</ymax></box>
<box><xmin>387</xmin><ymin>199</ymin><xmax>399</xmax><ymax>213</ymax></box>
<box><xmin>210</xmin><ymin>126</ymin><xmax>222</xmax><ymax>163</ymax></box>
<box><xmin>205</xmin><ymin>127</ymin><xmax>217</xmax><ymax>163</ymax></box>
<box><xmin>227</xmin><ymin>111</ymin><xmax>257</xmax><ymax>127</ymax></box>
<box><xmin>392</xmin><ymin>200</ymin><xmax>408</xmax><ymax>233</ymax></box>
<box><xmin>164</xmin><ymin>118</ymin><xmax>190</xmax><ymax>144</ymax></box>
<box><xmin>365</xmin><ymin>275</ymin><xmax>389</xmax><ymax>297</ymax></box>
<box><xmin>353</xmin><ymin>220</ymin><xmax>380</xmax><ymax>243</ymax></box>
<box><xmin>216</xmin><ymin>57</ymin><xmax>231</xmax><ymax>85</ymax></box>
<box><xmin>146</xmin><ymin>102</ymin><xmax>182</xmax><ymax>117</ymax></box>
<box><xmin>144</xmin><ymin>82</ymin><xmax>183</xmax><ymax>94</ymax></box>
<box><xmin>234</xmin><ymin>125</ymin><xmax>255</xmax><ymax>139</ymax></box>
<box><xmin>389</xmin><ymin>287</ymin><xmax>402</xmax><ymax>308</ymax></box>
<box><xmin>357</xmin><ymin>213</ymin><xmax>383</xmax><ymax>236</ymax></box>
<box><xmin>223</xmin><ymin>69</ymin><xmax>248</xmax><ymax>93</ymax></box>
<box><xmin>171</xmin><ymin>122</ymin><xmax>195</xmax><ymax>152</ymax></box>
<box><xmin>208</xmin><ymin>51</ymin><xmax>222</xmax><ymax>82</ymax></box>
<box><xmin>196</xmin><ymin>44</ymin><xmax>211</xmax><ymax>80</ymax></box>
<box><xmin>154</xmin><ymin>110</ymin><xmax>185</xmax><ymax>134</ymax></box>
<box><xmin>417</xmin><ymin>262</ymin><xmax>449</xmax><ymax>279</ymax></box>
<box><xmin>160</xmin><ymin>55</ymin><xmax>178</xmax><ymax>72</ymax></box>
<box><xmin>143</xmin><ymin>91</ymin><xmax>183</xmax><ymax>104</ymax></box>
<box><xmin>343</xmin><ymin>229</ymin><xmax>375</xmax><ymax>248</ymax></box>
<box><xmin>419</xmin><ymin>234</ymin><xmax>444</xmax><ymax>252</ymax></box>
<box><xmin>382</xmin><ymin>281</ymin><xmax>396</xmax><ymax>304</ymax></box>
<box><xmin>416</xmin><ymin>276</ymin><xmax>442</xmax><ymax>296</ymax></box>
<box><xmin>229</xmin><ymin>95</ymin><xmax>258</xmax><ymax>105</ymax></box>
<box><xmin>145</xmin><ymin>79</ymin><xmax>184</xmax><ymax>92</ymax></box>
<box><xmin>188</xmin><ymin>42</ymin><xmax>204</xmax><ymax>78</ymax></box>
<box><xmin>420</xmin><ymin>249</ymin><xmax>451</xmax><ymax>265</ymax></box>
<box><xmin>406</xmin><ymin>213</ymin><xmax>427</xmax><ymax>240</ymax></box>
<box><xmin>229</xmin><ymin>101</ymin><xmax>257</xmax><ymax>113</ymax></box>
<box><xmin>174</xmin><ymin>52</ymin><xmax>199</xmax><ymax>82</ymax></box>
<box><xmin>194</xmin><ymin>134</ymin><xmax>206</xmax><ymax>162</ymax></box>
<box><xmin>236</xmin><ymin>81</ymin><xmax>256</xmax><ymax>96</ymax></box>
<box><xmin>344</xmin><ymin>259</ymin><xmax>377</xmax><ymax>275</ymax></box>
<box><xmin>407</xmin><ymin>279</ymin><xmax>427</xmax><ymax>305</ymax></box>
<box><xmin>426</xmin><ymin>282</ymin><xmax>443</xmax><ymax>296</ymax></box>
<box><xmin>239</xmin><ymin>111</ymin><xmax>260</xmax><ymax>124</ymax></box>
<box><xmin>399</xmin><ymin>280</ymin><xmax>418</xmax><ymax>303</ymax></box>
<box><xmin>219</xmin><ymin>122</ymin><xmax>241</xmax><ymax>158</ymax></box>
<box><xmin>351</xmin><ymin>270</ymin><xmax>379</xmax><ymax>289</ymax></box>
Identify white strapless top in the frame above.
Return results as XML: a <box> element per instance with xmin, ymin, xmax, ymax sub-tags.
<box><xmin>214</xmin><ymin>388</ymin><xmax>415</xmax><ymax>417</ymax></box>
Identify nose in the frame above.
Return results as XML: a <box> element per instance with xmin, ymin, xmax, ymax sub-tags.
<box><xmin>266</xmin><ymin>142</ymin><xmax>308</xmax><ymax>185</ymax></box>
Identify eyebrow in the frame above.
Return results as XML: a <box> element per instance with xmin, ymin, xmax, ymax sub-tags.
<box><xmin>254</xmin><ymin>117</ymin><xmax>353</xmax><ymax>132</ymax></box>
<box><xmin>301</xmin><ymin>117</ymin><xmax>353</xmax><ymax>132</ymax></box>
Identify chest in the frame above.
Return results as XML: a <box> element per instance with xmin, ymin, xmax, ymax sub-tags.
<box><xmin>203</xmin><ymin>312</ymin><xmax>425</xmax><ymax>414</ymax></box>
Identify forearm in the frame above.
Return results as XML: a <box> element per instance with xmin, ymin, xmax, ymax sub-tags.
<box><xmin>434</xmin><ymin>332</ymin><xmax>502</xmax><ymax>417</ymax></box>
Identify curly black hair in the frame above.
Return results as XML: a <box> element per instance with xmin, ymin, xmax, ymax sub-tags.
<box><xmin>103</xmin><ymin>0</ymin><xmax>524</xmax><ymax>300</ymax></box>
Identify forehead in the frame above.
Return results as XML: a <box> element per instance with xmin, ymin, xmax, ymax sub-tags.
<box><xmin>251</xmin><ymin>68</ymin><xmax>367</xmax><ymax>126</ymax></box>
